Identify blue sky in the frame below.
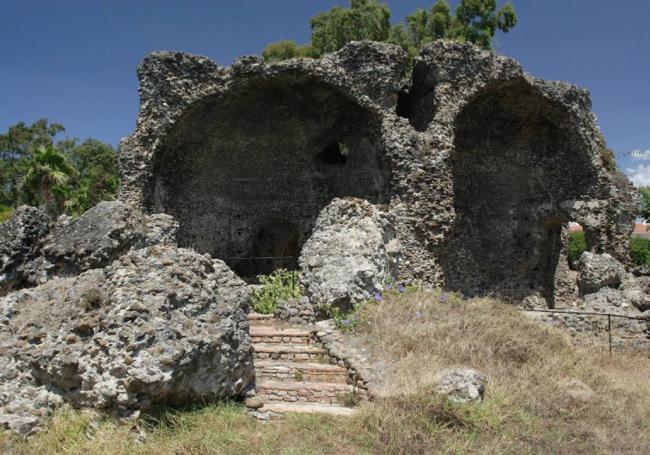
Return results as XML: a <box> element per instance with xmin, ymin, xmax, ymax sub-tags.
<box><xmin>1</xmin><ymin>1</ymin><xmax>649</xmax><ymax>185</ymax></box>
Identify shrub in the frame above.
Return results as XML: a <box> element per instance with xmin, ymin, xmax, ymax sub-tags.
<box><xmin>567</xmin><ymin>231</ymin><xmax>587</xmax><ymax>266</ymax></box>
<box><xmin>319</xmin><ymin>304</ymin><xmax>362</xmax><ymax>332</ymax></box>
<box><xmin>599</xmin><ymin>145</ymin><xmax>617</xmax><ymax>172</ymax></box>
<box><xmin>0</xmin><ymin>204</ymin><xmax>11</xmax><ymax>222</ymax></box>
<box><xmin>251</xmin><ymin>268</ymin><xmax>301</xmax><ymax>314</ymax></box>
<box><xmin>630</xmin><ymin>236</ymin><xmax>650</xmax><ymax>266</ymax></box>
<box><xmin>262</xmin><ymin>40</ymin><xmax>316</xmax><ymax>61</ymax></box>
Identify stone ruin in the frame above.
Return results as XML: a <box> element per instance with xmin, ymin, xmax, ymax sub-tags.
<box><xmin>1</xmin><ymin>40</ymin><xmax>647</xmax><ymax>434</ymax></box>
<box><xmin>119</xmin><ymin>40</ymin><xmax>638</xmax><ymax>307</ymax></box>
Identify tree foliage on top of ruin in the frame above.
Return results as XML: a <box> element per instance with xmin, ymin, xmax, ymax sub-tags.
<box><xmin>262</xmin><ymin>0</ymin><xmax>517</xmax><ymax>61</ymax></box>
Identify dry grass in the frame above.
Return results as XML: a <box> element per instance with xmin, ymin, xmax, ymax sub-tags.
<box><xmin>353</xmin><ymin>289</ymin><xmax>650</xmax><ymax>453</ymax></box>
<box><xmin>2</xmin><ymin>290</ymin><xmax>650</xmax><ymax>454</ymax></box>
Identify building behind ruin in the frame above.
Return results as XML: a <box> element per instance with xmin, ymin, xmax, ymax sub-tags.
<box><xmin>118</xmin><ymin>40</ymin><xmax>638</xmax><ymax>307</ymax></box>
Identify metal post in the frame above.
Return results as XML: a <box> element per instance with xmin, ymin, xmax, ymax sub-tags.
<box><xmin>608</xmin><ymin>314</ymin><xmax>612</xmax><ymax>357</ymax></box>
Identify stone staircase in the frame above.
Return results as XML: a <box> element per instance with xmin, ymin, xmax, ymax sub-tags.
<box><xmin>246</xmin><ymin>312</ymin><xmax>364</xmax><ymax>418</ymax></box>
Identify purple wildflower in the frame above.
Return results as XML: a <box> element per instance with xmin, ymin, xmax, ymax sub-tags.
<box><xmin>415</xmin><ymin>311</ymin><xmax>423</xmax><ymax>318</ymax></box>
<box><xmin>397</xmin><ymin>284</ymin><xmax>405</xmax><ymax>293</ymax></box>
<box><xmin>385</xmin><ymin>284</ymin><xmax>393</xmax><ymax>291</ymax></box>
<box><xmin>374</xmin><ymin>292</ymin><xmax>382</xmax><ymax>302</ymax></box>
<box><xmin>440</xmin><ymin>293</ymin><xmax>448</xmax><ymax>303</ymax></box>
<box><xmin>342</xmin><ymin>319</ymin><xmax>350</xmax><ymax>326</ymax></box>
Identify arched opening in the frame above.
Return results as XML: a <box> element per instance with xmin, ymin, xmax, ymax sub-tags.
<box><xmin>147</xmin><ymin>76</ymin><xmax>390</xmax><ymax>279</ymax></box>
<box><xmin>440</xmin><ymin>80</ymin><xmax>598</xmax><ymax>304</ymax></box>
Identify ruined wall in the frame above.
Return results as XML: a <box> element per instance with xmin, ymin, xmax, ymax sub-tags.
<box><xmin>119</xmin><ymin>40</ymin><xmax>637</xmax><ymax>305</ymax></box>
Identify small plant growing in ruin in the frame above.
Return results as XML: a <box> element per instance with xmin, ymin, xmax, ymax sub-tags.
<box><xmin>293</xmin><ymin>370</ymin><xmax>304</xmax><ymax>382</ymax></box>
<box><xmin>80</xmin><ymin>288</ymin><xmax>103</xmax><ymax>310</ymax></box>
<box><xmin>251</xmin><ymin>268</ymin><xmax>301</xmax><ymax>314</ymax></box>
<box><xmin>338</xmin><ymin>388</ymin><xmax>362</xmax><ymax>407</ymax></box>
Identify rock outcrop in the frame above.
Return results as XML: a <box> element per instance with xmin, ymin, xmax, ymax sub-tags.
<box><xmin>299</xmin><ymin>198</ymin><xmax>400</xmax><ymax>309</ymax></box>
<box><xmin>0</xmin><ymin>245</ymin><xmax>253</xmax><ymax>436</ymax></box>
<box><xmin>0</xmin><ymin>206</ymin><xmax>50</xmax><ymax>295</ymax></box>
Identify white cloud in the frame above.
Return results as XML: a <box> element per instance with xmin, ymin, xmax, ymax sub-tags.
<box><xmin>631</xmin><ymin>149</ymin><xmax>650</xmax><ymax>160</ymax></box>
<box><xmin>626</xmin><ymin>164</ymin><xmax>650</xmax><ymax>187</ymax></box>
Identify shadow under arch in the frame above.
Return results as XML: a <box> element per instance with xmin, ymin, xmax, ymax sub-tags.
<box><xmin>146</xmin><ymin>74</ymin><xmax>391</xmax><ymax>279</ymax></box>
<box><xmin>440</xmin><ymin>79</ymin><xmax>599</xmax><ymax>305</ymax></box>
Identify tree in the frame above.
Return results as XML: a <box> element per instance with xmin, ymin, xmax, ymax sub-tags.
<box><xmin>60</xmin><ymin>139</ymin><xmax>119</xmax><ymax>215</ymax></box>
<box><xmin>429</xmin><ymin>0</ymin><xmax>453</xmax><ymax>40</ymax></box>
<box><xmin>0</xmin><ymin>118</ymin><xmax>63</xmax><ymax>162</ymax></box>
<box><xmin>639</xmin><ymin>186</ymin><xmax>650</xmax><ymax>222</ymax></box>
<box><xmin>0</xmin><ymin>120</ymin><xmax>119</xmax><ymax>219</ymax></box>
<box><xmin>309</xmin><ymin>0</ymin><xmax>391</xmax><ymax>56</ymax></box>
<box><xmin>390</xmin><ymin>0</ymin><xmax>516</xmax><ymax>54</ymax></box>
<box><xmin>0</xmin><ymin>119</ymin><xmax>64</xmax><ymax>207</ymax></box>
<box><xmin>20</xmin><ymin>146</ymin><xmax>75</xmax><ymax>216</ymax></box>
<box><xmin>451</xmin><ymin>0</ymin><xmax>517</xmax><ymax>49</ymax></box>
<box><xmin>263</xmin><ymin>1</ymin><xmax>517</xmax><ymax>62</ymax></box>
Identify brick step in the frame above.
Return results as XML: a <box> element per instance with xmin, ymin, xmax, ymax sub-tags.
<box><xmin>254</xmin><ymin>343</ymin><xmax>328</xmax><ymax>362</ymax></box>
<box><xmin>250</xmin><ymin>326</ymin><xmax>313</xmax><ymax>345</ymax></box>
<box><xmin>256</xmin><ymin>380</ymin><xmax>364</xmax><ymax>405</ymax></box>
<box><xmin>255</xmin><ymin>360</ymin><xmax>350</xmax><ymax>384</ymax></box>
<box><xmin>248</xmin><ymin>313</ymin><xmax>275</xmax><ymax>325</ymax></box>
<box><xmin>261</xmin><ymin>402</ymin><xmax>358</xmax><ymax>417</ymax></box>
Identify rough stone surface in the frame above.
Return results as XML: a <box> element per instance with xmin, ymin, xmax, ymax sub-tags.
<box><xmin>3</xmin><ymin>201</ymin><xmax>179</xmax><ymax>293</ymax></box>
<box><xmin>0</xmin><ymin>206</ymin><xmax>50</xmax><ymax>295</ymax></box>
<box><xmin>434</xmin><ymin>368</ymin><xmax>488</xmax><ymax>404</ymax></box>
<box><xmin>577</xmin><ymin>252</ymin><xmax>627</xmax><ymax>295</ymax></box>
<box><xmin>274</xmin><ymin>296</ymin><xmax>315</xmax><ymax>324</ymax></box>
<box><xmin>0</xmin><ymin>245</ymin><xmax>253</xmax><ymax>435</ymax></box>
<box><xmin>118</xmin><ymin>39</ymin><xmax>638</xmax><ymax>307</ymax></box>
<box><xmin>299</xmin><ymin>198</ymin><xmax>400</xmax><ymax>308</ymax></box>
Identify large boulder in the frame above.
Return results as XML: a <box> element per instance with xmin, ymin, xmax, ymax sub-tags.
<box><xmin>40</xmin><ymin>200</ymin><xmax>177</xmax><ymax>277</ymax></box>
<box><xmin>577</xmin><ymin>252</ymin><xmax>627</xmax><ymax>295</ymax></box>
<box><xmin>299</xmin><ymin>198</ymin><xmax>400</xmax><ymax>309</ymax></box>
<box><xmin>1</xmin><ymin>201</ymin><xmax>179</xmax><ymax>293</ymax></box>
<box><xmin>0</xmin><ymin>206</ymin><xmax>50</xmax><ymax>295</ymax></box>
<box><xmin>0</xmin><ymin>245</ymin><xmax>252</xmax><ymax>436</ymax></box>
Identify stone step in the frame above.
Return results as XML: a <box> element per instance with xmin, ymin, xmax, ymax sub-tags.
<box><xmin>254</xmin><ymin>343</ymin><xmax>328</xmax><ymax>362</ymax></box>
<box><xmin>250</xmin><ymin>326</ymin><xmax>313</xmax><ymax>345</ymax></box>
<box><xmin>256</xmin><ymin>380</ymin><xmax>363</xmax><ymax>405</ymax></box>
<box><xmin>255</xmin><ymin>360</ymin><xmax>350</xmax><ymax>384</ymax></box>
<box><xmin>261</xmin><ymin>402</ymin><xmax>358</xmax><ymax>417</ymax></box>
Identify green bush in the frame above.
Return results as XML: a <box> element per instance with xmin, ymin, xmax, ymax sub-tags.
<box><xmin>630</xmin><ymin>236</ymin><xmax>650</xmax><ymax>267</ymax></box>
<box><xmin>262</xmin><ymin>40</ymin><xmax>316</xmax><ymax>61</ymax></box>
<box><xmin>599</xmin><ymin>146</ymin><xmax>617</xmax><ymax>172</ymax></box>
<box><xmin>567</xmin><ymin>231</ymin><xmax>587</xmax><ymax>265</ymax></box>
<box><xmin>251</xmin><ymin>268</ymin><xmax>301</xmax><ymax>314</ymax></box>
<box><xmin>318</xmin><ymin>304</ymin><xmax>362</xmax><ymax>332</ymax></box>
<box><xmin>0</xmin><ymin>204</ymin><xmax>11</xmax><ymax>222</ymax></box>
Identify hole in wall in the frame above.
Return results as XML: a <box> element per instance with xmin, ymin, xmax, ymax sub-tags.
<box><xmin>316</xmin><ymin>143</ymin><xmax>348</xmax><ymax>165</ymax></box>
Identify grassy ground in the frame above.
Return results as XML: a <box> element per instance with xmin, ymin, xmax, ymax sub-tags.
<box><xmin>2</xmin><ymin>290</ymin><xmax>650</xmax><ymax>454</ymax></box>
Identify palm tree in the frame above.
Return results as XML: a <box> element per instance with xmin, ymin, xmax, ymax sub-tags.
<box><xmin>21</xmin><ymin>146</ymin><xmax>75</xmax><ymax>216</ymax></box>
